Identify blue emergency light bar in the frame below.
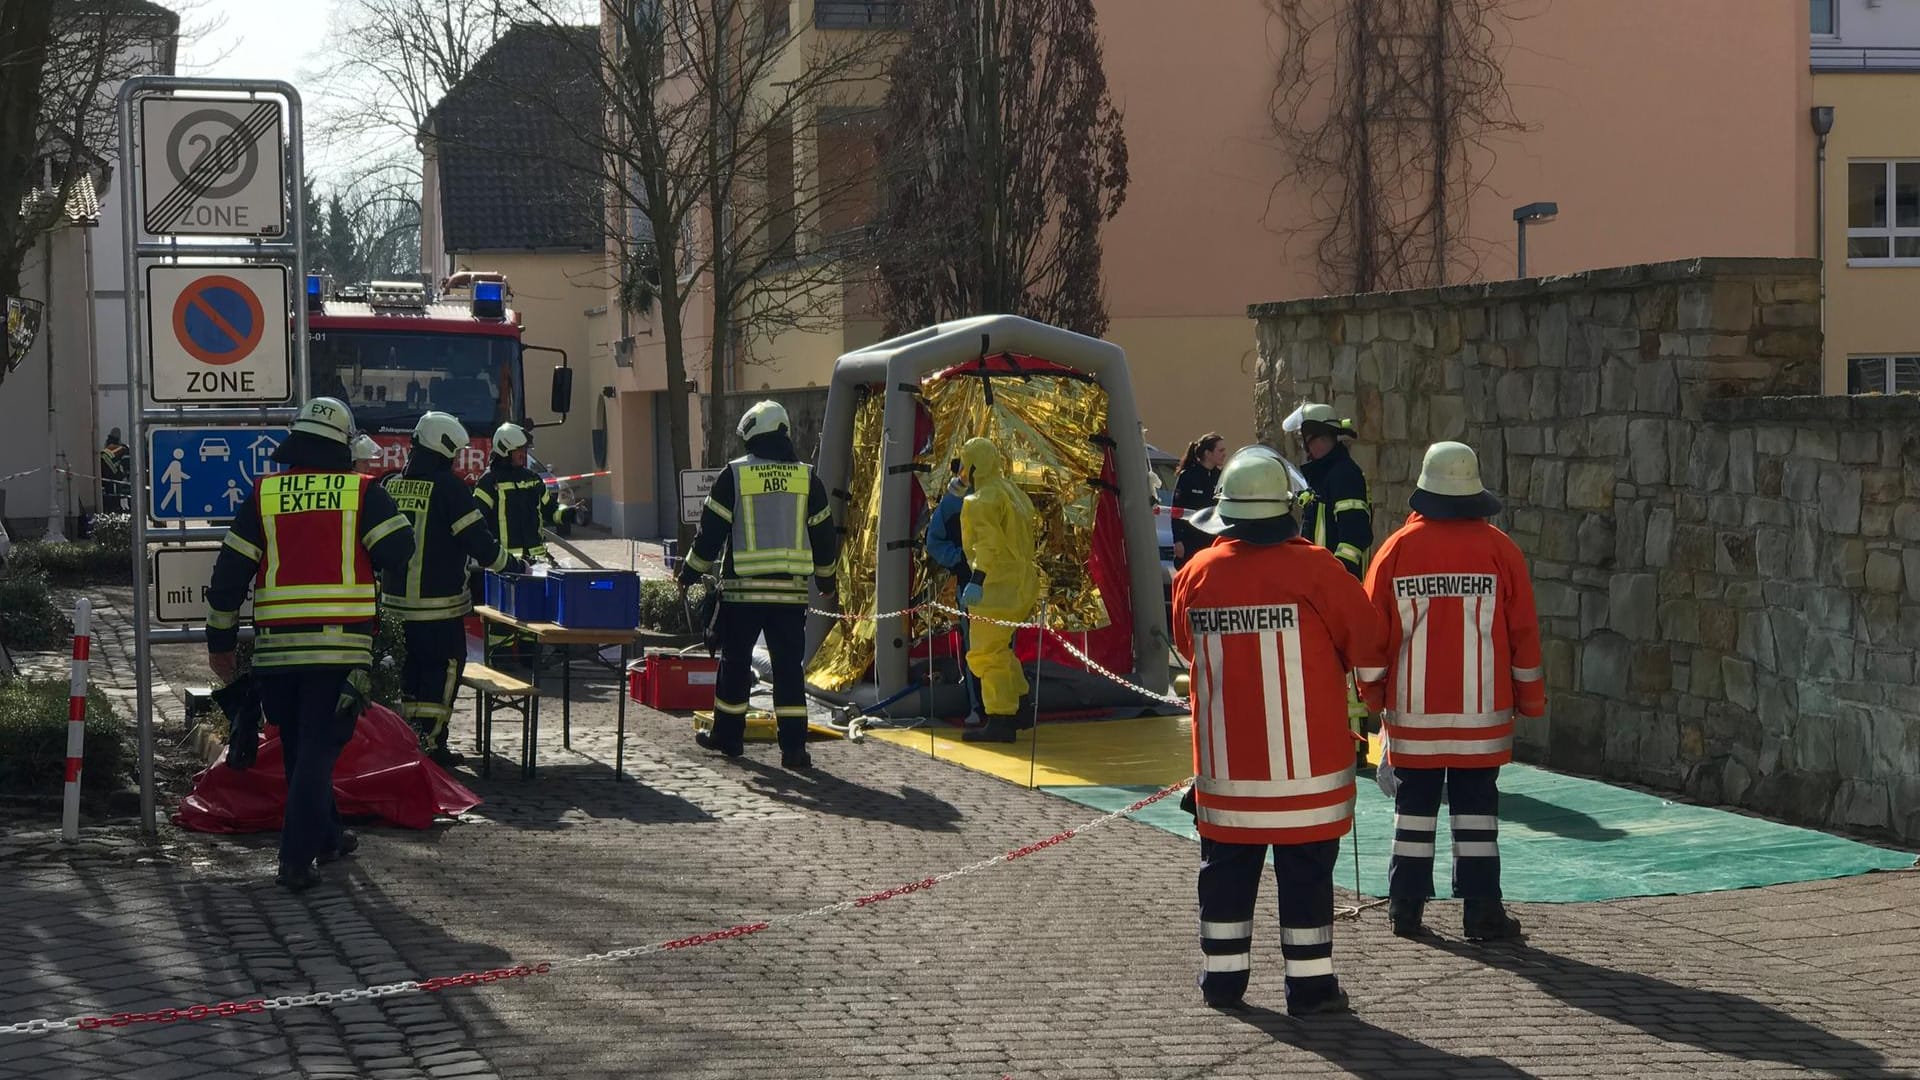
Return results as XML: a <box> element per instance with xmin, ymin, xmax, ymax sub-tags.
<box><xmin>473</xmin><ymin>280</ymin><xmax>505</xmax><ymax>319</ymax></box>
<box><xmin>305</xmin><ymin>274</ymin><xmax>322</xmax><ymax>311</ymax></box>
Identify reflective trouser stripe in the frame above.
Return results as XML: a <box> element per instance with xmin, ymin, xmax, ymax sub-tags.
<box><xmin>1392</xmin><ymin>840</ymin><xmax>1435</xmax><ymax>857</ymax></box>
<box><xmin>1202</xmin><ymin>920</ymin><xmax>1254</xmax><ymax>939</ymax></box>
<box><xmin>1280</xmin><ymin>926</ymin><xmax>1332</xmax><ymax>947</ymax></box>
<box><xmin>1202</xmin><ymin>953</ymin><xmax>1250</xmax><ymax>973</ymax></box>
<box><xmin>1283</xmin><ymin>955</ymin><xmax>1334</xmax><ymax>979</ymax></box>
<box><xmin>1454</xmin><ymin>841</ymin><xmax>1500</xmax><ymax>857</ymax></box>
<box><xmin>1453</xmin><ymin>814</ymin><xmax>1500</xmax><ymax>831</ymax></box>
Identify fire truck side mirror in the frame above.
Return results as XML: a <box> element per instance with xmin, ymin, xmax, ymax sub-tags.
<box><xmin>550</xmin><ymin>366</ymin><xmax>574</xmax><ymax>417</ymax></box>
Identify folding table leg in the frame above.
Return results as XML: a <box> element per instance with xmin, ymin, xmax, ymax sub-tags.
<box><xmin>615</xmin><ymin>642</ymin><xmax>629</xmax><ymax>782</ymax></box>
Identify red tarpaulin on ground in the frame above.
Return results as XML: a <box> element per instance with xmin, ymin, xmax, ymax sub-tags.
<box><xmin>173</xmin><ymin>703</ymin><xmax>481</xmax><ymax>834</ymax></box>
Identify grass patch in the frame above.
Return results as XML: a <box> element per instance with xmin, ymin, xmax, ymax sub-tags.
<box><xmin>0</xmin><ymin>678</ymin><xmax>129</xmax><ymax>797</ymax></box>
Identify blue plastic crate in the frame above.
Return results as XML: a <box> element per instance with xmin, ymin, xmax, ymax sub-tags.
<box><xmin>485</xmin><ymin>571</ymin><xmax>551</xmax><ymax>622</ymax></box>
<box><xmin>546</xmin><ymin>569</ymin><xmax>640</xmax><ymax>629</ymax></box>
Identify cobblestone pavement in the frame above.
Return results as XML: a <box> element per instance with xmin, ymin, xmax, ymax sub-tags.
<box><xmin>3</xmin><ymin>595</ymin><xmax>1918</xmax><ymax>1078</ymax></box>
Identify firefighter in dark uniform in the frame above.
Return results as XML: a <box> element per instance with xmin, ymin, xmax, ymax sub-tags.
<box><xmin>475</xmin><ymin>422</ymin><xmax>576</xmax><ymax>564</ymax></box>
<box><xmin>1287</xmin><ymin>402</ymin><xmax>1375</xmax><ymax>764</ymax></box>
<box><xmin>678</xmin><ymin>401</ymin><xmax>839</xmax><ymax>769</ymax></box>
<box><xmin>206</xmin><ymin>397</ymin><xmax>415</xmax><ymax>891</ymax></box>
<box><xmin>380</xmin><ymin>412</ymin><xmax>522</xmax><ymax>763</ymax></box>
<box><xmin>475</xmin><ymin>422</ymin><xmax>577</xmax><ymax>658</ymax></box>
<box><xmin>100</xmin><ymin>429</ymin><xmax>131</xmax><ymax>512</ymax></box>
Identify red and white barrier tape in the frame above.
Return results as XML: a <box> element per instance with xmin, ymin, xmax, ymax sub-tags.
<box><xmin>546</xmin><ymin>469</ymin><xmax>611</xmax><ymax>483</ymax></box>
<box><xmin>804</xmin><ymin>600</ymin><xmax>1190</xmax><ymax>710</ymax></box>
<box><xmin>61</xmin><ymin>598</ymin><xmax>91</xmax><ymax>843</ymax></box>
<box><xmin>0</xmin><ymin>780</ymin><xmax>1190</xmax><ymax>1038</ymax></box>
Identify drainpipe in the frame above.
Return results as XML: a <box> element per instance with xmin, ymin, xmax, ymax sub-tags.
<box><xmin>1811</xmin><ymin>106</ymin><xmax>1835</xmax><ymax>357</ymax></box>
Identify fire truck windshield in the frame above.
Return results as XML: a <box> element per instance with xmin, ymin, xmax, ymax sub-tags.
<box><xmin>308</xmin><ymin>330</ymin><xmax>520</xmax><ymax>435</ymax></box>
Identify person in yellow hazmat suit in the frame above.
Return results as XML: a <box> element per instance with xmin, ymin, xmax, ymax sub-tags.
<box><xmin>957</xmin><ymin>437</ymin><xmax>1041</xmax><ymax>743</ymax></box>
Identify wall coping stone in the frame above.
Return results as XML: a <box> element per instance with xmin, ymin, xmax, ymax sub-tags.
<box><xmin>1247</xmin><ymin>257</ymin><xmax>1824</xmax><ymax>320</ymax></box>
<box><xmin>1703</xmin><ymin>394</ymin><xmax>1920</xmax><ymax>424</ymax></box>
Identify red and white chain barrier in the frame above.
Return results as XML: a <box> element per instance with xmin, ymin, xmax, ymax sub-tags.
<box><xmin>0</xmin><ymin>780</ymin><xmax>1190</xmax><ymax>1039</ymax></box>
<box><xmin>61</xmin><ymin>598</ymin><xmax>92</xmax><ymax>844</ymax></box>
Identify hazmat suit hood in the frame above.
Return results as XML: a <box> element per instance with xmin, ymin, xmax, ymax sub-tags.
<box><xmin>960</xmin><ymin>438</ymin><xmax>1034</xmax><ymax>517</ymax></box>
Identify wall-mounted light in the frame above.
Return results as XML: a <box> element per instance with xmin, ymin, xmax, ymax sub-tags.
<box><xmin>1512</xmin><ymin>201</ymin><xmax>1559</xmax><ymax>278</ymax></box>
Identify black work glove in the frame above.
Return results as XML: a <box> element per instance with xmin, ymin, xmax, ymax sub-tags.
<box><xmin>1179</xmin><ymin>784</ymin><xmax>1197</xmax><ymax>819</ymax></box>
<box><xmin>816</xmin><ymin>575</ymin><xmax>837</xmax><ymax>598</ymax></box>
<box><xmin>335</xmin><ymin>668</ymin><xmax>372</xmax><ymax>735</ymax></box>
<box><xmin>212</xmin><ymin>675</ymin><xmax>261</xmax><ymax>771</ymax></box>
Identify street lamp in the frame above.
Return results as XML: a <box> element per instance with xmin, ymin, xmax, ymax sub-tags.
<box><xmin>1513</xmin><ymin>201</ymin><xmax>1558</xmax><ymax>278</ymax></box>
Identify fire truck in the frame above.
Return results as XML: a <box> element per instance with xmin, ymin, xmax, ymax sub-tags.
<box><xmin>305</xmin><ymin>271</ymin><xmax>572</xmax><ymax>482</ymax></box>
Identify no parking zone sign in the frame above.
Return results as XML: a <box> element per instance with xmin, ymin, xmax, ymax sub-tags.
<box><xmin>145</xmin><ymin>264</ymin><xmax>290</xmax><ymax>404</ymax></box>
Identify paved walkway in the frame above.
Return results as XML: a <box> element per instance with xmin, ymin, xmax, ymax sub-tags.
<box><xmin>2</xmin><ymin>592</ymin><xmax>1917</xmax><ymax>1079</ymax></box>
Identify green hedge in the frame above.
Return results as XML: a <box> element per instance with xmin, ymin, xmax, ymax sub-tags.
<box><xmin>0</xmin><ymin>678</ymin><xmax>129</xmax><ymax>796</ymax></box>
<box><xmin>6</xmin><ymin>541</ymin><xmax>134</xmax><ymax>586</ymax></box>
<box><xmin>0</xmin><ymin>566</ymin><xmax>69</xmax><ymax>650</ymax></box>
<box><xmin>639</xmin><ymin>579</ymin><xmax>712</xmax><ymax>634</ymax></box>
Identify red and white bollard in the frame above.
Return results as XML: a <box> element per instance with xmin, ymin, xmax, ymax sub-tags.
<box><xmin>61</xmin><ymin>597</ymin><xmax>91</xmax><ymax>843</ymax></box>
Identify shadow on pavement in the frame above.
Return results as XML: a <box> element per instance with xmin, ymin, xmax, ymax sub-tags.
<box><xmin>1214</xmin><ymin>1002</ymin><xmax>1538</xmax><ymax>1080</ymax></box>
<box><xmin>1499</xmin><ymin>792</ymin><xmax>1629</xmax><ymax>842</ymax></box>
<box><xmin>431</xmin><ymin>762</ymin><xmax>718</xmax><ymax>831</ymax></box>
<box><xmin>735</xmin><ymin>759</ymin><xmax>963</xmax><ymax>831</ymax></box>
<box><xmin>1434</xmin><ymin>938</ymin><xmax>1905</xmax><ymax>1078</ymax></box>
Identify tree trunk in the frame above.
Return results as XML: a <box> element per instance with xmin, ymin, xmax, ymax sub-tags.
<box><xmin>0</xmin><ymin>0</ymin><xmax>57</xmax><ymax>323</ymax></box>
<box><xmin>657</xmin><ymin>276</ymin><xmax>697</xmax><ymax>548</ymax></box>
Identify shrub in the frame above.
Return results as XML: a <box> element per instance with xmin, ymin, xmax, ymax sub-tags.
<box><xmin>0</xmin><ymin>678</ymin><xmax>129</xmax><ymax>796</ymax></box>
<box><xmin>90</xmin><ymin>512</ymin><xmax>132</xmax><ymax>555</ymax></box>
<box><xmin>7</xmin><ymin>540</ymin><xmax>133</xmax><ymax>585</ymax></box>
<box><xmin>0</xmin><ymin>565</ymin><xmax>69</xmax><ymax>650</ymax></box>
<box><xmin>639</xmin><ymin>579</ymin><xmax>712</xmax><ymax>633</ymax></box>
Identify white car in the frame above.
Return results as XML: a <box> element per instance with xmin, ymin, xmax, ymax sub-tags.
<box><xmin>199</xmin><ymin>438</ymin><xmax>231</xmax><ymax>462</ymax></box>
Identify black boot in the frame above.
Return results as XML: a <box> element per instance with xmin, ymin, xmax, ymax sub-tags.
<box><xmin>781</xmin><ymin>749</ymin><xmax>813</xmax><ymax>770</ymax></box>
<box><xmin>275</xmin><ymin>862</ymin><xmax>322</xmax><ymax>892</ymax></box>
<box><xmin>961</xmin><ymin>714</ymin><xmax>1018</xmax><ymax>743</ymax></box>
<box><xmin>318</xmin><ymin>830</ymin><xmax>359</xmax><ymax>864</ymax></box>
<box><xmin>694</xmin><ymin>730</ymin><xmax>743</xmax><ymax>758</ymax></box>
<box><xmin>1288</xmin><ymin>984</ymin><xmax>1352</xmax><ymax>1018</ymax></box>
<box><xmin>1388</xmin><ymin>899</ymin><xmax>1431</xmax><ymax>940</ymax></box>
<box><xmin>1463</xmin><ymin>900</ymin><xmax>1524</xmax><ymax>942</ymax></box>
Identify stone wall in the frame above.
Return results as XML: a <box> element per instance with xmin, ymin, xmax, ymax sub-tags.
<box><xmin>1252</xmin><ymin>257</ymin><xmax>1920</xmax><ymax>843</ymax></box>
<box><xmin>705</xmin><ymin>387</ymin><xmax>832</xmax><ymax>462</ymax></box>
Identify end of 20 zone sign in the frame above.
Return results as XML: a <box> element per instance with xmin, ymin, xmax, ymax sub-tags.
<box><xmin>140</xmin><ymin>96</ymin><xmax>286</xmax><ymax>237</ymax></box>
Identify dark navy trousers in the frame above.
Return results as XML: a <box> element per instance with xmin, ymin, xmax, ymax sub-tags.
<box><xmin>1388</xmin><ymin>765</ymin><xmax>1502</xmax><ymax>903</ymax></box>
<box><xmin>259</xmin><ymin>667</ymin><xmax>353</xmax><ymax>872</ymax></box>
<box><xmin>1196</xmin><ymin>837</ymin><xmax>1340</xmax><ymax>1011</ymax></box>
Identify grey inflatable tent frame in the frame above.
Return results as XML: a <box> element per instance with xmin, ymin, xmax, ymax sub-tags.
<box><xmin>806</xmin><ymin>314</ymin><xmax>1172</xmax><ymax>708</ymax></box>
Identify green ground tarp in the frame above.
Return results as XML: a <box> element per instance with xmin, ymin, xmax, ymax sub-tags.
<box><xmin>1047</xmin><ymin>763</ymin><xmax>1916</xmax><ymax>902</ymax></box>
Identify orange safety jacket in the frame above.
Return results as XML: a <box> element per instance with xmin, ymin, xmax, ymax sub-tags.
<box><xmin>1173</xmin><ymin>537</ymin><xmax>1387</xmax><ymax>846</ymax></box>
<box><xmin>1356</xmin><ymin>512</ymin><xmax>1546</xmax><ymax>769</ymax></box>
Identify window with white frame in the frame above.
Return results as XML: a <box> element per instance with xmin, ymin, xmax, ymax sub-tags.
<box><xmin>1810</xmin><ymin>0</ymin><xmax>1835</xmax><ymax>36</ymax></box>
<box><xmin>1847</xmin><ymin>161</ymin><xmax>1920</xmax><ymax>261</ymax></box>
<box><xmin>1846</xmin><ymin>355</ymin><xmax>1920</xmax><ymax>395</ymax></box>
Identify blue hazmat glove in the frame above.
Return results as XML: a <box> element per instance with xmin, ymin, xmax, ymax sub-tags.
<box><xmin>959</xmin><ymin>582</ymin><xmax>984</xmax><ymax>608</ymax></box>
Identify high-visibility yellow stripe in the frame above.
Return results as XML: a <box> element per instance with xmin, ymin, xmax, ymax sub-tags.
<box><xmin>1333</xmin><ymin>499</ymin><xmax>1369</xmax><ymax>514</ymax></box>
<box><xmin>685</xmin><ymin>552</ymin><xmax>713</xmax><ymax>572</ymax></box>
<box><xmin>207</xmin><ymin>609</ymin><xmax>239</xmax><ymax>630</ymax></box>
<box><xmin>253</xmin><ymin>648</ymin><xmax>374</xmax><ymax>668</ymax></box>
<box><xmin>364</xmin><ymin>512</ymin><xmax>409</xmax><ymax>548</ymax></box>
<box><xmin>807</xmin><ymin>506</ymin><xmax>831</xmax><ymax>527</ymax></box>
<box><xmin>254</xmin><ymin>599</ymin><xmax>378</xmax><ymax>621</ymax></box>
<box><xmin>1335</xmin><ymin>543</ymin><xmax>1364</xmax><ymax>566</ymax></box>
<box><xmin>705</xmin><ymin>495</ymin><xmax>733</xmax><ymax>523</ymax></box>
<box><xmin>451</xmin><ymin>509</ymin><xmax>482</xmax><ymax>534</ymax></box>
<box><xmin>222</xmin><ymin>532</ymin><xmax>263</xmax><ymax>561</ymax></box>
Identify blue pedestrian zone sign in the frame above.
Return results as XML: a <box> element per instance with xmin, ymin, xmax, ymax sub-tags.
<box><xmin>147</xmin><ymin>427</ymin><xmax>290</xmax><ymax>522</ymax></box>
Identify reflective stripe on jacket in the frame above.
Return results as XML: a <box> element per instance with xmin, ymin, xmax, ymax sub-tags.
<box><xmin>1356</xmin><ymin>513</ymin><xmax>1547</xmax><ymax>769</ymax></box>
<box><xmin>253</xmin><ymin>472</ymin><xmax>382</xmax><ymax>625</ymax></box>
<box><xmin>726</xmin><ymin>457</ymin><xmax>814</xmax><ymax>577</ymax></box>
<box><xmin>1172</xmin><ymin>536</ymin><xmax>1387</xmax><ymax>845</ymax></box>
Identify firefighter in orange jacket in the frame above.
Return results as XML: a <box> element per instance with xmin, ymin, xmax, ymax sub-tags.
<box><xmin>1356</xmin><ymin>441</ymin><xmax>1545</xmax><ymax>942</ymax></box>
<box><xmin>1174</xmin><ymin>445</ymin><xmax>1386</xmax><ymax>1016</ymax></box>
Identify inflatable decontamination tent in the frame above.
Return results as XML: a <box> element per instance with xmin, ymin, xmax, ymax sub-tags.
<box><xmin>804</xmin><ymin>315</ymin><xmax>1173</xmax><ymax>719</ymax></box>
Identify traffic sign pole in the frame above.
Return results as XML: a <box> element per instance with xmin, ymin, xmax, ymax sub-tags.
<box><xmin>117</xmin><ymin>76</ymin><xmax>310</xmax><ymax>836</ymax></box>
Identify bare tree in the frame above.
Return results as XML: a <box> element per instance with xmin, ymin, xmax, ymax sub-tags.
<box><xmin>874</xmin><ymin>0</ymin><xmax>1128</xmax><ymax>338</ymax></box>
<box><xmin>0</xmin><ymin>0</ymin><xmax>191</xmax><ymax>387</ymax></box>
<box><xmin>499</xmin><ymin>0</ymin><xmax>894</xmax><ymax>487</ymax></box>
<box><xmin>1266</xmin><ymin>0</ymin><xmax>1526</xmax><ymax>293</ymax></box>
